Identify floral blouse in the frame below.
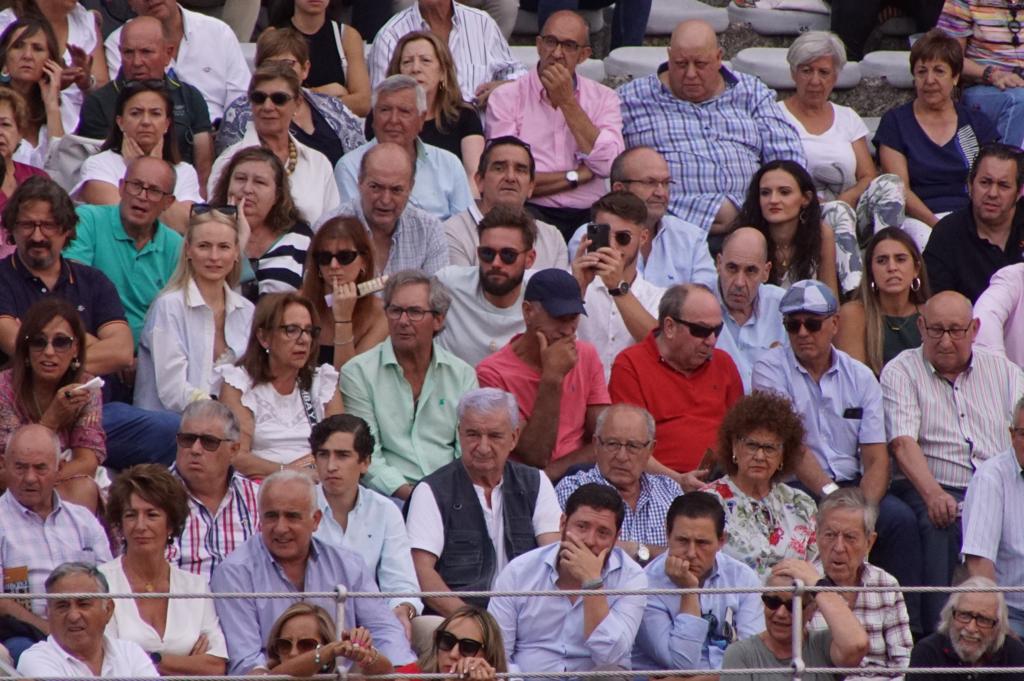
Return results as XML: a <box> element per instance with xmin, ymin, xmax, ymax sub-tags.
<box><xmin>702</xmin><ymin>475</ymin><xmax>818</xmax><ymax>578</ymax></box>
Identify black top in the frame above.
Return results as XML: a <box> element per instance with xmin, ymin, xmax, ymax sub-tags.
<box><xmin>923</xmin><ymin>200</ymin><xmax>1024</xmax><ymax>302</ymax></box>
<box><xmin>910</xmin><ymin>631</ymin><xmax>1024</xmax><ymax>680</ymax></box>
<box><xmin>365</xmin><ymin>106</ymin><xmax>483</xmax><ymax>161</ymax></box>
<box><xmin>294</xmin><ymin>19</ymin><xmax>347</xmax><ymax>90</ymax></box>
<box><xmin>291</xmin><ymin>103</ymin><xmax>346</xmax><ymax>166</ymax></box>
<box><xmin>882</xmin><ymin>312</ymin><xmax>922</xmax><ymax>365</ymax></box>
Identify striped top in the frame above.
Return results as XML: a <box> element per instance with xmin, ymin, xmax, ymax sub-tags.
<box><xmin>939</xmin><ymin>0</ymin><xmax>1024</xmax><ymax>70</ymax></box>
<box><xmin>880</xmin><ymin>347</ymin><xmax>1024</xmax><ymax>489</ymax></box>
<box><xmin>167</xmin><ymin>466</ymin><xmax>261</xmax><ymax>582</ymax></box>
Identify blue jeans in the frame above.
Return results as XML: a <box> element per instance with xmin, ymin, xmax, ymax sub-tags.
<box><xmin>890</xmin><ymin>478</ymin><xmax>965</xmax><ymax>636</ymax></box>
<box><xmin>520</xmin><ymin>0</ymin><xmax>654</xmax><ymax>48</ymax></box>
<box><xmin>2</xmin><ymin>636</ymin><xmax>37</xmax><ymax>664</ymax></box>
<box><xmin>962</xmin><ymin>85</ymin><xmax>1024</xmax><ymax>150</ymax></box>
<box><xmin>1009</xmin><ymin>605</ymin><xmax>1024</xmax><ymax>638</ymax></box>
<box><xmin>102</xmin><ymin>401</ymin><xmax>179</xmax><ymax>470</ymax></box>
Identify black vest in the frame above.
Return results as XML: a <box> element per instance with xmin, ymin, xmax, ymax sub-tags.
<box><xmin>417</xmin><ymin>459</ymin><xmax>541</xmax><ymax>609</ymax></box>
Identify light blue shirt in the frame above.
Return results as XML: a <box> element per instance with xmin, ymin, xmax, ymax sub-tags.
<box><xmin>714</xmin><ymin>282</ymin><xmax>788</xmax><ymax>392</ymax></box>
<box><xmin>314</xmin><ymin>484</ymin><xmax>424</xmax><ymax>615</ymax></box>
<box><xmin>752</xmin><ymin>345</ymin><xmax>886</xmax><ymax>481</ymax></box>
<box><xmin>334</xmin><ymin>138</ymin><xmax>472</xmax><ymax>221</ymax></box>
<box><xmin>488</xmin><ymin>542</ymin><xmax>647</xmax><ymax>677</ymax></box>
<box><xmin>210</xmin><ymin>536</ymin><xmax>415</xmax><ymax>675</ymax></box>
<box><xmin>633</xmin><ymin>551</ymin><xmax>764</xmax><ymax>671</ymax></box>
<box><xmin>567</xmin><ymin>214</ymin><xmax>716</xmax><ymax>289</ymax></box>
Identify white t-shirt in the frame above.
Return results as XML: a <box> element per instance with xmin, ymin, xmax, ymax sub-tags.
<box><xmin>577</xmin><ymin>273</ymin><xmax>665</xmax><ymax>381</ymax></box>
<box><xmin>406</xmin><ymin>470</ymin><xmax>561</xmax><ymax>585</ymax></box>
<box><xmin>778</xmin><ymin>101</ymin><xmax>869</xmax><ymax>201</ymax></box>
<box><xmin>18</xmin><ymin>635</ymin><xmax>158</xmax><ymax>678</ymax></box>
<box><xmin>72</xmin><ymin>149</ymin><xmax>203</xmax><ymax>202</ymax></box>
<box><xmin>435</xmin><ymin>265</ymin><xmax>530</xmax><ymax>368</ymax></box>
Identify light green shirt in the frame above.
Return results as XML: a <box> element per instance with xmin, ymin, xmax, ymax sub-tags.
<box><xmin>340</xmin><ymin>339</ymin><xmax>478</xmax><ymax>495</ymax></box>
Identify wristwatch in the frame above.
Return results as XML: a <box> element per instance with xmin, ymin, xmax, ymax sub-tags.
<box><xmin>635</xmin><ymin>543</ymin><xmax>651</xmax><ymax>566</ymax></box>
<box><xmin>608</xmin><ymin>280</ymin><xmax>631</xmax><ymax>297</ymax></box>
<box><xmin>149</xmin><ymin>652</ymin><xmax>163</xmax><ymax>666</ymax></box>
<box><xmin>565</xmin><ymin>170</ymin><xmax>580</xmax><ymax>189</ymax></box>
<box><xmin>821</xmin><ymin>481</ymin><xmax>840</xmax><ymax>497</ymax></box>
<box><xmin>983</xmin><ymin>65</ymin><xmax>996</xmax><ymax>85</ymax></box>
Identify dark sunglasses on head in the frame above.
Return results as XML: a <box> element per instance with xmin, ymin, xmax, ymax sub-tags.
<box><xmin>315</xmin><ymin>250</ymin><xmax>360</xmax><ymax>267</ymax></box>
<box><xmin>670</xmin><ymin>316</ymin><xmax>723</xmax><ymax>339</ymax></box>
<box><xmin>176</xmin><ymin>432</ymin><xmax>227</xmax><ymax>452</ymax></box>
<box><xmin>191</xmin><ymin>203</ymin><xmax>238</xmax><ymax>218</ymax></box>
<box><xmin>761</xmin><ymin>595</ymin><xmax>797</xmax><ymax>612</ymax></box>
<box><xmin>783</xmin><ymin>317</ymin><xmax>828</xmax><ymax>334</ymax></box>
<box><xmin>27</xmin><ymin>333</ymin><xmax>75</xmax><ymax>353</ymax></box>
<box><xmin>477</xmin><ymin>246</ymin><xmax>526</xmax><ymax>265</ymax></box>
<box><xmin>272</xmin><ymin>637</ymin><xmax>321</xmax><ymax>657</ymax></box>
<box><xmin>435</xmin><ymin>630</ymin><xmax>483</xmax><ymax>657</ymax></box>
<box><xmin>250</xmin><ymin>90</ymin><xmax>294</xmax><ymax>106</ymax></box>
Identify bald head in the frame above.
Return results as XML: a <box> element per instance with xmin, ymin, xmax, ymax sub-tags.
<box><xmin>611</xmin><ymin>147</ymin><xmax>671</xmax><ymax>226</ymax></box>
<box><xmin>542</xmin><ymin>10</ymin><xmax>589</xmax><ymax>42</ymax></box>
<box><xmin>919</xmin><ymin>290</ymin><xmax>977</xmax><ymax>379</ymax></box>
<box><xmin>664</xmin><ymin>20</ymin><xmax>724</xmax><ymax>102</ymax></box>
<box><xmin>359</xmin><ymin>142</ymin><xmax>415</xmax><ymax>231</ymax></box>
<box><xmin>722</xmin><ymin>227</ymin><xmax>768</xmax><ymax>262</ymax></box>
<box><xmin>717</xmin><ymin>227</ymin><xmax>771</xmax><ymax>317</ymax></box>
<box><xmin>537</xmin><ymin>10</ymin><xmax>591</xmax><ymax>73</ymax></box>
<box><xmin>360</xmin><ymin>142</ymin><xmax>414</xmax><ymax>184</ymax></box>
<box><xmin>923</xmin><ymin>290</ymin><xmax>973</xmax><ymax>321</ymax></box>
<box><xmin>120</xmin><ymin>16</ymin><xmax>172</xmax><ymax>80</ymax></box>
<box><xmin>671</xmin><ymin>20</ymin><xmax>720</xmax><ymax>53</ymax></box>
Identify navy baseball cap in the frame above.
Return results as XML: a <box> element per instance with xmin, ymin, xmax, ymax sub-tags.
<box><xmin>524</xmin><ymin>269</ymin><xmax>587</xmax><ymax>317</ymax></box>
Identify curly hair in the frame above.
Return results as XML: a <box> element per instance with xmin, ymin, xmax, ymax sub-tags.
<box><xmin>716</xmin><ymin>391</ymin><xmax>806</xmax><ymax>483</ymax></box>
<box><xmin>735</xmin><ymin>160</ymin><xmax>823</xmax><ymax>287</ymax></box>
<box><xmin>105</xmin><ymin>463</ymin><xmax>190</xmax><ymax>546</ymax></box>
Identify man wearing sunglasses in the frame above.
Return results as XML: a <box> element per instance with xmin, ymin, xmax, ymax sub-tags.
<box><xmin>609</xmin><ymin>283</ymin><xmax>743</xmax><ymax>490</ymax></box>
<box><xmin>437</xmin><ymin>205</ymin><xmax>536</xmax><ymax>367</ymax></box>
<box><xmin>881</xmin><ymin>290</ymin><xmax>1024</xmax><ymax>634</ymax></box>
<box><xmin>573</xmin><ymin>191</ymin><xmax>664</xmax><ymax>381</ymax></box>
<box><xmin>752</xmin><ymin>279</ymin><xmax>922</xmax><ymax>634</ymax></box>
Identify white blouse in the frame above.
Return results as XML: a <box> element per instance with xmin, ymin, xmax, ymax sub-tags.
<box><xmin>98</xmin><ymin>556</ymin><xmax>228</xmax><ymax>659</ymax></box>
<box><xmin>72</xmin><ymin>149</ymin><xmax>203</xmax><ymax>202</ymax></box>
<box><xmin>134</xmin><ymin>279</ymin><xmax>255</xmax><ymax>414</ymax></box>
<box><xmin>217</xmin><ymin>362</ymin><xmax>340</xmax><ymax>464</ymax></box>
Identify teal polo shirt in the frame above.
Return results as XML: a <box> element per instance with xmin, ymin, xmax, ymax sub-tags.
<box><xmin>65</xmin><ymin>204</ymin><xmax>183</xmax><ymax>345</ymax></box>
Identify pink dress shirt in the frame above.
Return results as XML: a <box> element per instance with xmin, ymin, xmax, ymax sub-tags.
<box><xmin>975</xmin><ymin>263</ymin><xmax>1024</xmax><ymax>367</ymax></box>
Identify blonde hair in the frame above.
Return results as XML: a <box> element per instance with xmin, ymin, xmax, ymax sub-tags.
<box><xmin>419</xmin><ymin>607</ymin><xmax>508</xmax><ymax>674</ymax></box>
<box><xmin>163</xmin><ymin>211</ymin><xmax>243</xmax><ymax>299</ymax></box>
<box><xmin>265</xmin><ymin>603</ymin><xmax>337</xmax><ymax>670</ymax></box>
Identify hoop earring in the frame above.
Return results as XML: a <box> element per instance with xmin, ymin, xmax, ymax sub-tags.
<box><xmin>911</xmin><ymin>277</ymin><xmax>921</xmax><ymax>292</ymax></box>
<box><xmin>70</xmin><ymin>358</ymin><xmax>81</xmax><ymax>371</ymax></box>
<box><xmin>869</xmin><ymin>280</ymin><xmax>877</xmax><ymax>293</ymax></box>
<box><xmin>798</xmin><ymin>207</ymin><xmax>807</xmax><ymax>224</ymax></box>
<box><xmin>0</xmin><ymin>70</ymin><xmax>10</xmax><ymax>84</ymax></box>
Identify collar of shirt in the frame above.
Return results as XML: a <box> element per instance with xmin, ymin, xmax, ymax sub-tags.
<box><xmin>527</xmin><ymin>64</ymin><xmax>581</xmax><ymax>105</ymax></box>
<box><xmin>588</xmin><ymin>466</ymin><xmax>657</xmax><ymax>508</ymax></box>
<box><xmin>13</xmin><ymin>253</ymin><xmax>74</xmax><ymax>288</ymax></box>
<box><xmin>170</xmin><ymin>463</ymin><xmax>250</xmax><ymax>517</ymax></box>
<box><xmin>650</xmin><ymin>330</ymin><xmax>714</xmax><ymax>377</ymax></box>
<box><xmin>111</xmin><ymin>214</ymin><xmax>168</xmax><ymax>255</ymax></box>
<box><xmin>714</xmin><ymin>280</ymin><xmax>765</xmax><ymax>328</ymax></box>
<box><xmin>1</xmin><ymin>488</ymin><xmax>65</xmax><ymax>520</ymax></box>
<box><xmin>922</xmin><ymin>349</ymin><xmax>975</xmax><ymax>384</ymax></box>
<box><xmin>49</xmin><ymin>633</ymin><xmax>120</xmax><ymax>669</ymax></box>
<box><xmin>469</xmin><ymin>201</ymin><xmax>485</xmax><ymax>223</ymax></box>
<box><xmin>970</xmin><ymin>199</ymin><xmax>1024</xmax><ymax>256</ymax></box>
<box><xmin>184</xmin><ymin>278</ymin><xmax>248</xmax><ymax>313</ymax></box>
<box><xmin>256</xmin><ymin>531</ymin><xmax>322</xmax><ymax>574</ymax></box>
<box><xmin>653</xmin><ymin>63</ymin><xmax>739</xmax><ymax>103</ymax></box>
<box><xmin>540</xmin><ymin>536</ymin><xmax>626</xmax><ymax>583</ymax></box>
<box><xmin>381</xmin><ymin>337</ymin><xmax>450</xmax><ymax>372</ymax></box>
<box><xmin>790</xmin><ymin>345</ymin><xmax>838</xmax><ymax>378</ymax></box>
<box><xmin>411</xmin><ymin>0</ymin><xmax>463</xmax><ymax>32</ymax></box>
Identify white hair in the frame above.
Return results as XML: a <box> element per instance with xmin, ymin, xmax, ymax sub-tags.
<box><xmin>259</xmin><ymin>469</ymin><xmax>318</xmax><ymax>515</ymax></box>
<box><xmin>595</xmin><ymin>403</ymin><xmax>656</xmax><ymax>442</ymax></box>
<box><xmin>6</xmin><ymin>424</ymin><xmax>62</xmax><ymax>465</ymax></box>
<box><xmin>938</xmin><ymin>576</ymin><xmax>1009</xmax><ymax>656</ymax></box>
<box><xmin>372</xmin><ymin>74</ymin><xmax>428</xmax><ymax>115</ymax></box>
<box><xmin>786</xmin><ymin>31</ymin><xmax>848</xmax><ymax>71</ymax></box>
<box><xmin>457</xmin><ymin>387</ymin><xmax>520</xmax><ymax>429</ymax></box>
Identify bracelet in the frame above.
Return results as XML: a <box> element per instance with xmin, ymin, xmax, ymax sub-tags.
<box><xmin>334</xmin><ymin>319</ymin><xmax>353</xmax><ymax>324</ymax></box>
<box><xmin>334</xmin><ymin>338</ymin><xmax>354</xmax><ymax>346</ymax></box>
<box><xmin>314</xmin><ymin>643</ymin><xmax>322</xmax><ymax>669</ymax></box>
<box><xmin>581</xmin><ymin>577</ymin><xmax>604</xmax><ymax>590</ymax></box>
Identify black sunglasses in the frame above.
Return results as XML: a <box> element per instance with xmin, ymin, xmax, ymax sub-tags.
<box><xmin>477</xmin><ymin>246</ymin><xmax>526</xmax><ymax>265</ymax></box>
<box><xmin>176</xmin><ymin>432</ymin><xmax>228</xmax><ymax>452</ymax></box>
<box><xmin>670</xmin><ymin>316</ymin><xmax>723</xmax><ymax>339</ymax></box>
<box><xmin>191</xmin><ymin>204</ymin><xmax>238</xmax><ymax>218</ymax></box>
<box><xmin>250</xmin><ymin>90</ymin><xmax>294</xmax><ymax>106</ymax></box>
<box><xmin>435</xmin><ymin>630</ymin><xmax>483</xmax><ymax>657</ymax></box>
<box><xmin>315</xmin><ymin>250</ymin><xmax>360</xmax><ymax>267</ymax></box>
<box><xmin>761</xmin><ymin>595</ymin><xmax>797</xmax><ymax>612</ymax></box>
<box><xmin>783</xmin><ymin>317</ymin><xmax>828</xmax><ymax>334</ymax></box>
<box><xmin>611</xmin><ymin>231</ymin><xmax>632</xmax><ymax>246</ymax></box>
<box><xmin>27</xmin><ymin>333</ymin><xmax>75</xmax><ymax>353</ymax></box>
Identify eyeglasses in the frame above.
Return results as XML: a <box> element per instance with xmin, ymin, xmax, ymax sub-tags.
<box><xmin>740</xmin><ymin>437</ymin><xmax>783</xmax><ymax>458</ymax></box>
<box><xmin>435</xmin><ymin>630</ymin><xmax>484</xmax><ymax>657</ymax></box>
<box><xmin>279</xmin><ymin>325</ymin><xmax>321</xmax><ymax>341</ymax></box>
<box><xmin>13</xmin><ymin>220</ymin><xmax>62</xmax><ymax>236</ymax></box>
<box><xmin>952</xmin><ymin>609</ymin><xmax>998</xmax><ymax>629</ymax></box>
<box><xmin>1011</xmin><ymin>427</ymin><xmax>1024</xmax><ymax>438</ymax></box>
<box><xmin>477</xmin><ymin>246</ymin><xmax>527</xmax><ymax>265</ymax></box>
<box><xmin>272</xmin><ymin>637</ymin><xmax>321</xmax><ymax>657</ymax></box>
<box><xmin>385</xmin><ymin>305</ymin><xmax>436</xmax><ymax>322</ymax></box>
<box><xmin>783</xmin><ymin>317</ymin><xmax>829</xmax><ymax>334</ymax></box>
<box><xmin>539</xmin><ymin>34</ymin><xmax>586</xmax><ymax>53</ymax></box>
<box><xmin>315</xmin><ymin>250</ymin><xmax>360</xmax><ymax>267</ymax></box>
<box><xmin>922</xmin><ymin>324</ymin><xmax>970</xmax><ymax>340</ymax></box>
<box><xmin>761</xmin><ymin>595</ymin><xmax>797</xmax><ymax>612</ymax></box>
<box><xmin>596</xmin><ymin>436</ymin><xmax>651</xmax><ymax>456</ymax></box>
<box><xmin>620</xmin><ymin>178</ymin><xmax>676</xmax><ymax>190</ymax></box>
<box><xmin>26</xmin><ymin>333</ymin><xmax>75</xmax><ymax>353</ymax></box>
<box><xmin>669</xmin><ymin>316</ymin><xmax>723</xmax><ymax>339</ymax></box>
<box><xmin>176</xmin><ymin>432</ymin><xmax>229</xmax><ymax>452</ymax></box>
<box><xmin>191</xmin><ymin>204</ymin><xmax>238</xmax><ymax>218</ymax></box>
<box><xmin>123</xmin><ymin>178</ymin><xmax>171</xmax><ymax>201</ymax></box>
<box><xmin>250</xmin><ymin>90</ymin><xmax>295</xmax><ymax>106</ymax></box>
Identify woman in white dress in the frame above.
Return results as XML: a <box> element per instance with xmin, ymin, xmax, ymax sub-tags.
<box><xmin>218</xmin><ymin>291</ymin><xmax>343</xmax><ymax>478</ymax></box>
<box><xmin>99</xmin><ymin>464</ymin><xmax>228</xmax><ymax>675</ymax></box>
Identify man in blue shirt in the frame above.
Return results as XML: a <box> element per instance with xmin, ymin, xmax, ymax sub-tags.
<box><xmin>634</xmin><ymin>492</ymin><xmax>763</xmax><ymax>674</ymax></box>
<box><xmin>210</xmin><ymin>470</ymin><xmax>416</xmax><ymax>675</ymax></box>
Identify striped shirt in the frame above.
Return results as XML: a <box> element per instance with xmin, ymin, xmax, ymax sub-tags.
<box><xmin>939</xmin><ymin>0</ymin><xmax>1024</xmax><ymax>70</ymax></box>
<box><xmin>244</xmin><ymin>222</ymin><xmax>313</xmax><ymax>301</ymax></box>
<box><xmin>880</xmin><ymin>347</ymin><xmax>1024</xmax><ymax>489</ymax></box>
<box><xmin>618</xmin><ymin>66</ymin><xmax>805</xmax><ymax>233</ymax></box>
<box><xmin>963</xmin><ymin>448</ymin><xmax>1024</xmax><ymax>611</ymax></box>
<box><xmin>168</xmin><ymin>467</ymin><xmax>260</xmax><ymax>582</ymax></box>
<box><xmin>808</xmin><ymin>562</ymin><xmax>913</xmax><ymax>679</ymax></box>
<box><xmin>368</xmin><ymin>2</ymin><xmax>526</xmax><ymax>102</ymax></box>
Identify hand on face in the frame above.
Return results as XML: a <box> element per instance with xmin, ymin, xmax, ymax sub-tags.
<box><xmin>539</xmin><ymin>62</ymin><xmax>575</xmax><ymax>109</ymax></box>
<box><xmin>537</xmin><ymin>332</ymin><xmax>577</xmax><ymax>381</ymax></box>
<box><xmin>559</xmin><ymin>532</ymin><xmax>607</xmax><ymax>583</ymax></box>
<box><xmin>664</xmin><ymin>554</ymin><xmax>699</xmax><ymax>589</ymax></box>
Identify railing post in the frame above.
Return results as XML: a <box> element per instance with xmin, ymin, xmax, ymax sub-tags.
<box><xmin>791</xmin><ymin>578</ymin><xmax>805</xmax><ymax>681</ymax></box>
<box><xmin>335</xmin><ymin>584</ymin><xmax>348</xmax><ymax>640</ymax></box>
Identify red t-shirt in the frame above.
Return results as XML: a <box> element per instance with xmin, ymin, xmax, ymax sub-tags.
<box><xmin>609</xmin><ymin>332</ymin><xmax>743</xmax><ymax>472</ymax></box>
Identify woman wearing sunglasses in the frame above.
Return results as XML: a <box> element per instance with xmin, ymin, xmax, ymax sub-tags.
<box><xmin>0</xmin><ymin>298</ymin><xmax>103</xmax><ymax>510</ymax></box>
<box><xmin>414</xmin><ymin>607</ymin><xmax>506</xmax><ymax>681</ymax></box>
<box><xmin>300</xmin><ymin>216</ymin><xmax>387</xmax><ymax>369</ymax></box>
<box><xmin>134</xmin><ymin>206</ymin><xmax>254</xmax><ymax>414</ymax></box>
<box><xmin>210</xmin><ymin>61</ymin><xmax>339</xmax><ymax>228</ymax></box>
<box><xmin>218</xmin><ymin>292</ymin><xmax>343</xmax><ymax>478</ymax></box>
<box><xmin>99</xmin><ymin>464</ymin><xmax>228</xmax><ymax>676</ymax></box>
<box><xmin>702</xmin><ymin>391</ymin><xmax>819</xmax><ymax>578</ymax></box>
<box><xmin>265</xmin><ymin>603</ymin><xmax>394</xmax><ymax>677</ymax></box>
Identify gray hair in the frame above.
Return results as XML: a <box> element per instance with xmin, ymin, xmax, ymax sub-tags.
<box><xmin>817</xmin><ymin>486</ymin><xmax>877</xmax><ymax>535</ymax></box>
<box><xmin>6</xmin><ymin>423</ymin><xmax>62</xmax><ymax>465</ymax></box>
<box><xmin>657</xmin><ymin>282</ymin><xmax>714</xmax><ymax>326</ymax></box>
<box><xmin>125</xmin><ymin>156</ymin><xmax>177</xmax><ymax>193</ymax></box>
<box><xmin>610</xmin><ymin>146</ymin><xmax>658</xmax><ymax>185</ymax></box>
<box><xmin>181</xmin><ymin>400</ymin><xmax>241</xmax><ymax>441</ymax></box>
<box><xmin>259</xmin><ymin>469</ymin><xmax>318</xmax><ymax>515</ymax></box>
<box><xmin>786</xmin><ymin>31</ymin><xmax>848</xmax><ymax>71</ymax></box>
<box><xmin>45</xmin><ymin>561</ymin><xmax>110</xmax><ymax>594</ymax></box>
<box><xmin>595</xmin><ymin>403</ymin><xmax>655</xmax><ymax>442</ymax></box>
<box><xmin>1012</xmin><ymin>394</ymin><xmax>1024</xmax><ymax>426</ymax></box>
<box><xmin>383</xmin><ymin>269</ymin><xmax>452</xmax><ymax>318</ymax></box>
<box><xmin>371</xmin><ymin>74</ymin><xmax>428</xmax><ymax>115</ymax></box>
<box><xmin>457</xmin><ymin>387</ymin><xmax>520</xmax><ymax>429</ymax></box>
<box><xmin>938</xmin><ymin>576</ymin><xmax>1009</xmax><ymax>655</ymax></box>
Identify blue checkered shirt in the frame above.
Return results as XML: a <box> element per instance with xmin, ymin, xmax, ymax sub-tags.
<box><xmin>554</xmin><ymin>467</ymin><xmax>682</xmax><ymax>545</ymax></box>
<box><xmin>619</xmin><ymin>66</ymin><xmax>806</xmax><ymax>232</ymax></box>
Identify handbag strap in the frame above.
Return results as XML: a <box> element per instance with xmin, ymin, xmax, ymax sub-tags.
<box><xmin>299</xmin><ymin>385</ymin><xmax>318</xmax><ymax>429</ymax></box>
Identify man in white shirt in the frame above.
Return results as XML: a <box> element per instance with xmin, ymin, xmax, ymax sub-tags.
<box><xmin>407</xmin><ymin>388</ymin><xmax>562</xmax><ymax>616</ymax></box>
<box><xmin>17</xmin><ymin>563</ymin><xmax>157</xmax><ymax>678</ymax></box>
<box><xmin>104</xmin><ymin>0</ymin><xmax>250</xmax><ymax>122</ymax></box>
<box><xmin>437</xmin><ymin>205</ymin><xmax>535</xmax><ymax>367</ymax></box>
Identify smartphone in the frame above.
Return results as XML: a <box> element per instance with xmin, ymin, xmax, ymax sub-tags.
<box><xmin>586</xmin><ymin>222</ymin><xmax>610</xmax><ymax>252</ymax></box>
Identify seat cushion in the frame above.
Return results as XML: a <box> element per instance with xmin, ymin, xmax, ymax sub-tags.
<box><xmin>647</xmin><ymin>0</ymin><xmax>729</xmax><ymax>34</ymax></box>
<box><xmin>860</xmin><ymin>51</ymin><xmax>913</xmax><ymax>88</ymax></box>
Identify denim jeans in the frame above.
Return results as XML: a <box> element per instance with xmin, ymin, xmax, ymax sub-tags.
<box><xmin>102</xmin><ymin>401</ymin><xmax>180</xmax><ymax>470</ymax></box>
<box><xmin>962</xmin><ymin>85</ymin><xmax>1024</xmax><ymax>151</ymax></box>
<box><xmin>519</xmin><ymin>0</ymin><xmax>654</xmax><ymax>48</ymax></box>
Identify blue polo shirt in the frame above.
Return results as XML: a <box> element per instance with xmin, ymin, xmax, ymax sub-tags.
<box><xmin>64</xmin><ymin>204</ymin><xmax>183</xmax><ymax>344</ymax></box>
